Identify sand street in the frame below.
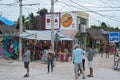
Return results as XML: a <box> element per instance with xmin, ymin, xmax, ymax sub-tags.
<box><xmin>0</xmin><ymin>53</ymin><xmax>120</xmax><ymax>80</ymax></box>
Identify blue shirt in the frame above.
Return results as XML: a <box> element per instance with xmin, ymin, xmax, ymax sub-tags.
<box><xmin>72</xmin><ymin>48</ymin><xmax>85</xmax><ymax>64</ymax></box>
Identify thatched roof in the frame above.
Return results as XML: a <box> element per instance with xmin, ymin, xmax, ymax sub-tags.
<box><xmin>86</xmin><ymin>28</ymin><xmax>105</xmax><ymax>40</ymax></box>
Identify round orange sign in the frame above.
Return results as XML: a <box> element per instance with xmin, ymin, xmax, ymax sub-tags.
<box><xmin>61</xmin><ymin>13</ymin><xmax>73</xmax><ymax>28</ymax></box>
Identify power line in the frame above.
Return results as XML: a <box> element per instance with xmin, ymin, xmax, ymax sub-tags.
<box><xmin>84</xmin><ymin>6</ymin><xmax>120</xmax><ymax>8</ymax></box>
<box><xmin>107</xmin><ymin>0</ymin><xmax>119</xmax><ymax>6</ymax></box>
<box><xmin>58</xmin><ymin>1</ymin><xmax>85</xmax><ymax>11</ymax></box>
<box><xmin>22</xmin><ymin>3</ymin><xmax>40</xmax><ymax>6</ymax></box>
<box><xmin>74</xmin><ymin>0</ymin><xmax>108</xmax><ymax>7</ymax></box>
<box><xmin>99</xmin><ymin>0</ymin><xmax>112</xmax><ymax>7</ymax></box>
<box><xmin>0</xmin><ymin>1</ymin><xmax>40</xmax><ymax>20</ymax></box>
<box><xmin>58</xmin><ymin>0</ymin><xmax>120</xmax><ymax>24</ymax></box>
<box><xmin>58</xmin><ymin>1</ymin><xmax>120</xmax><ymax>12</ymax></box>
<box><xmin>71</xmin><ymin>0</ymin><xmax>120</xmax><ymax>9</ymax></box>
<box><xmin>59</xmin><ymin>1</ymin><xmax>118</xmax><ymax>27</ymax></box>
<box><xmin>0</xmin><ymin>3</ymin><xmax>17</xmax><ymax>6</ymax></box>
<box><xmin>23</xmin><ymin>7</ymin><xmax>38</xmax><ymax>11</ymax></box>
<box><xmin>85</xmin><ymin>9</ymin><xmax>120</xmax><ymax>12</ymax></box>
<box><xmin>69</xmin><ymin>0</ymin><xmax>120</xmax><ymax>23</ymax></box>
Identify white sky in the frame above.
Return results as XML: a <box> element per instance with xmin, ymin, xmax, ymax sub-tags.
<box><xmin>0</xmin><ymin>0</ymin><xmax>120</xmax><ymax>28</ymax></box>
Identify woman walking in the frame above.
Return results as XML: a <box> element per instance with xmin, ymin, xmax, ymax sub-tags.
<box><xmin>47</xmin><ymin>45</ymin><xmax>55</xmax><ymax>74</ymax></box>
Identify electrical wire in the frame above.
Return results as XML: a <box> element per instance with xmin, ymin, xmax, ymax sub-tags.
<box><xmin>68</xmin><ymin>0</ymin><xmax>120</xmax><ymax>9</ymax></box>
<box><xmin>99</xmin><ymin>0</ymin><xmax>112</xmax><ymax>7</ymax></box>
<box><xmin>58</xmin><ymin>0</ymin><xmax>85</xmax><ymax>12</ymax></box>
<box><xmin>59</xmin><ymin>0</ymin><xmax>120</xmax><ymax>12</ymax></box>
<box><xmin>69</xmin><ymin>0</ymin><xmax>120</xmax><ymax>23</ymax></box>
<box><xmin>57</xmin><ymin>0</ymin><xmax>120</xmax><ymax>26</ymax></box>
<box><xmin>82</xmin><ymin>6</ymin><xmax>120</xmax><ymax>8</ymax></box>
<box><xmin>107</xmin><ymin>0</ymin><xmax>119</xmax><ymax>6</ymax></box>
<box><xmin>85</xmin><ymin>9</ymin><xmax>120</xmax><ymax>12</ymax></box>
<box><xmin>23</xmin><ymin>6</ymin><xmax>39</xmax><ymax>11</ymax></box>
<box><xmin>74</xmin><ymin>0</ymin><xmax>106</xmax><ymax>7</ymax></box>
<box><xmin>56</xmin><ymin>0</ymin><xmax>74</xmax><ymax>12</ymax></box>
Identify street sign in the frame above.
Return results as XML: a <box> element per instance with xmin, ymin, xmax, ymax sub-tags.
<box><xmin>109</xmin><ymin>32</ymin><xmax>120</xmax><ymax>42</ymax></box>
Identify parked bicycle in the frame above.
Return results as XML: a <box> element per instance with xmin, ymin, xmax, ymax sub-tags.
<box><xmin>113</xmin><ymin>53</ymin><xmax>120</xmax><ymax>71</ymax></box>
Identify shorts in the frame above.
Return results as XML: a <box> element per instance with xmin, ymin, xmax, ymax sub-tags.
<box><xmin>88</xmin><ymin>61</ymin><xmax>93</xmax><ymax>68</ymax></box>
<box><xmin>24</xmin><ymin>62</ymin><xmax>29</xmax><ymax>68</ymax></box>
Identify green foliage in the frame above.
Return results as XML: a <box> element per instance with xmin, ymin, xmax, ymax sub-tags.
<box><xmin>91</xmin><ymin>22</ymin><xmax>120</xmax><ymax>31</ymax></box>
<box><xmin>23</xmin><ymin>8</ymin><xmax>48</xmax><ymax>30</ymax></box>
<box><xmin>36</xmin><ymin>8</ymin><xmax>48</xmax><ymax>16</ymax></box>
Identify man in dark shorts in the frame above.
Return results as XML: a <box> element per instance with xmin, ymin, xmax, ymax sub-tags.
<box><xmin>22</xmin><ymin>46</ymin><xmax>31</xmax><ymax>77</ymax></box>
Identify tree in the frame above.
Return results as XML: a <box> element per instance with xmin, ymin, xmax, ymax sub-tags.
<box><xmin>91</xmin><ymin>22</ymin><xmax>120</xmax><ymax>31</ymax></box>
<box><xmin>23</xmin><ymin>12</ymin><xmax>37</xmax><ymax>30</ymax></box>
<box><xmin>36</xmin><ymin>8</ymin><xmax>48</xmax><ymax>16</ymax></box>
<box><xmin>91</xmin><ymin>25</ymin><xmax>100</xmax><ymax>29</ymax></box>
<box><xmin>100</xmin><ymin>22</ymin><xmax>107</xmax><ymax>30</ymax></box>
<box><xmin>36</xmin><ymin>8</ymin><xmax>48</xmax><ymax>30</ymax></box>
<box><xmin>23</xmin><ymin>8</ymin><xmax>48</xmax><ymax>30</ymax></box>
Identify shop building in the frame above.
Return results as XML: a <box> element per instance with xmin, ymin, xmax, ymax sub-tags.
<box><xmin>0</xmin><ymin>16</ymin><xmax>19</xmax><ymax>59</ymax></box>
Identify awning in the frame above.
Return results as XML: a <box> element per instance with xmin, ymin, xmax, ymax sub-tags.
<box><xmin>59</xmin><ymin>37</ymin><xmax>73</xmax><ymax>41</ymax></box>
<box><xmin>20</xmin><ymin>30</ymin><xmax>73</xmax><ymax>41</ymax></box>
<box><xmin>61</xmin><ymin>30</ymin><xmax>78</xmax><ymax>38</ymax></box>
<box><xmin>19</xmin><ymin>30</ymin><xmax>56</xmax><ymax>40</ymax></box>
<box><xmin>56</xmin><ymin>30</ymin><xmax>73</xmax><ymax>41</ymax></box>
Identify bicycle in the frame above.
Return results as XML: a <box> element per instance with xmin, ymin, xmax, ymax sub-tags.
<box><xmin>113</xmin><ymin>54</ymin><xmax>120</xmax><ymax>71</ymax></box>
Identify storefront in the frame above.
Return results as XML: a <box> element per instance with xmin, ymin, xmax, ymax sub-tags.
<box><xmin>20</xmin><ymin>30</ymin><xmax>74</xmax><ymax>61</ymax></box>
<box><xmin>86</xmin><ymin>28</ymin><xmax>106</xmax><ymax>52</ymax></box>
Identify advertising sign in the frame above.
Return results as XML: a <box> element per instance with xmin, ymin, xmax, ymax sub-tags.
<box><xmin>45</xmin><ymin>13</ymin><xmax>60</xmax><ymax>30</ymax></box>
<box><xmin>60</xmin><ymin>12</ymin><xmax>77</xmax><ymax>30</ymax></box>
<box><xmin>109</xmin><ymin>32</ymin><xmax>120</xmax><ymax>42</ymax></box>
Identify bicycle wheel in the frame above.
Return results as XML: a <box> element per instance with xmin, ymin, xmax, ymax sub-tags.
<box><xmin>113</xmin><ymin>61</ymin><xmax>118</xmax><ymax>70</ymax></box>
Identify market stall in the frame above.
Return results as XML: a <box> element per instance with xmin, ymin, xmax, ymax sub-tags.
<box><xmin>20</xmin><ymin>30</ymin><xmax>73</xmax><ymax>61</ymax></box>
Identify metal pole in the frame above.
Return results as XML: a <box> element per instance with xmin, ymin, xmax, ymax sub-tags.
<box><xmin>19</xmin><ymin>0</ymin><xmax>23</xmax><ymax>61</ymax></box>
<box><xmin>51</xmin><ymin>0</ymin><xmax>54</xmax><ymax>51</ymax></box>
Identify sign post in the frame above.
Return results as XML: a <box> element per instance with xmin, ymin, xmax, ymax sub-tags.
<box><xmin>109</xmin><ymin>32</ymin><xmax>120</xmax><ymax>70</ymax></box>
<box><xmin>109</xmin><ymin>32</ymin><xmax>119</xmax><ymax>42</ymax></box>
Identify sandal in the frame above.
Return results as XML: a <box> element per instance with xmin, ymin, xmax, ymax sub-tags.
<box><xmin>87</xmin><ymin>75</ymin><xmax>93</xmax><ymax>77</ymax></box>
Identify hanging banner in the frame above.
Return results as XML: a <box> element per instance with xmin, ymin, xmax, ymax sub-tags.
<box><xmin>45</xmin><ymin>13</ymin><xmax>60</xmax><ymax>30</ymax></box>
<box><xmin>60</xmin><ymin>12</ymin><xmax>77</xmax><ymax>30</ymax></box>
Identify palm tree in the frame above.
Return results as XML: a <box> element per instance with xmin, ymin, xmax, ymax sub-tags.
<box><xmin>37</xmin><ymin>8</ymin><xmax>48</xmax><ymax>16</ymax></box>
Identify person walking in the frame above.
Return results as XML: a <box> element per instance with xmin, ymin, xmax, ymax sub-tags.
<box><xmin>112</xmin><ymin>45</ymin><xmax>118</xmax><ymax>55</ymax></box>
<box><xmin>81</xmin><ymin>46</ymin><xmax>86</xmax><ymax>71</ymax></box>
<box><xmin>22</xmin><ymin>46</ymin><xmax>31</xmax><ymax>77</ymax></box>
<box><xmin>100</xmin><ymin>44</ymin><xmax>104</xmax><ymax>58</ymax></box>
<box><xmin>105</xmin><ymin>44</ymin><xmax>110</xmax><ymax>58</ymax></box>
<box><xmin>72</xmin><ymin>44</ymin><xmax>85</xmax><ymax>79</ymax></box>
<box><xmin>86</xmin><ymin>45</ymin><xmax>95</xmax><ymax>77</ymax></box>
<box><xmin>47</xmin><ymin>45</ymin><xmax>55</xmax><ymax>74</ymax></box>
<box><xmin>78</xmin><ymin>46</ymin><xmax>86</xmax><ymax>76</ymax></box>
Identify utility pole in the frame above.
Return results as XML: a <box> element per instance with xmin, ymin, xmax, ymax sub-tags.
<box><xmin>51</xmin><ymin>0</ymin><xmax>54</xmax><ymax>51</ymax></box>
<box><xmin>0</xmin><ymin>12</ymin><xmax>2</xmax><ymax>16</ymax></box>
<box><xmin>18</xmin><ymin>2</ymin><xmax>40</xmax><ymax>61</ymax></box>
<box><xmin>19</xmin><ymin>0</ymin><xmax>23</xmax><ymax>61</ymax></box>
